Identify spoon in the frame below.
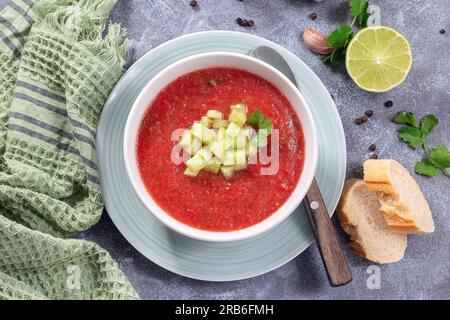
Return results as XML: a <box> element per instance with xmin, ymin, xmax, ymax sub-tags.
<box><xmin>250</xmin><ymin>46</ymin><xmax>352</xmax><ymax>287</ymax></box>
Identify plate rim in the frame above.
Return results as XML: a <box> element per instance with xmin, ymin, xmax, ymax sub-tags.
<box><xmin>97</xmin><ymin>30</ymin><xmax>347</xmax><ymax>281</ymax></box>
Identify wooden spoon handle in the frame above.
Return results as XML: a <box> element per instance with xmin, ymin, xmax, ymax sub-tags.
<box><xmin>303</xmin><ymin>178</ymin><xmax>352</xmax><ymax>287</ymax></box>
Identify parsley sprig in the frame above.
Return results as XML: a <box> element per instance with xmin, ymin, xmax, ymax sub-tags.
<box><xmin>324</xmin><ymin>0</ymin><xmax>370</xmax><ymax>65</ymax></box>
<box><xmin>393</xmin><ymin>111</ymin><xmax>450</xmax><ymax>177</ymax></box>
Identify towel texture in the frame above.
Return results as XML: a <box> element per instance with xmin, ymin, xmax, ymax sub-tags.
<box><xmin>0</xmin><ymin>0</ymin><xmax>138</xmax><ymax>299</ymax></box>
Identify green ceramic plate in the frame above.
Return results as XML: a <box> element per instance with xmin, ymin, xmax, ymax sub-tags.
<box><xmin>97</xmin><ymin>31</ymin><xmax>346</xmax><ymax>281</ymax></box>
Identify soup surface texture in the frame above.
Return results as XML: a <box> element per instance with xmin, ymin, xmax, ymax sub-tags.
<box><xmin>136</xmin><ymin>67</ymin><xmax>305</xmax><ymax>231</ymax></box>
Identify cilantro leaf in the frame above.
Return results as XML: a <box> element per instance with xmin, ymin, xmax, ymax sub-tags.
<box><xmin>419</xmin><ymin>114</ymin><xmax>438</xmax><ymax>137</ymax></box>
<box><xmin>246</xmin><ymin>110</ymin><xmax>273</xmax><ymax>133</ymax></box>
<box><xmin>414</xmin><ymin>159</ymin><xmax>440</xmax><ymax>177</ymax></box>
<box><xmin>350</xmin><ymin>0</ymin><xmax>370</xmax><ymax>28</ymax></box>
<box><xmin>393</xmin><ymin>111</ymin><xmax>418</xmax><ymax>128</ymax></box>
<box><xmin>246</xmin><ymin>109</ymin><xmax>274</xmax><ymax>147</ymax></box>
<box><xmin>324</xmin><ymin>25</ymin><xmax>353</xmax><ymax>65</ymax></box>
<box><xmin>429</xmin><ymin>145</ymin><xmax>450</xmax><ymax>169</ymax></box>
<box><xmin>398</xmin><ymin>126</ymin><xmax>423</xmax><ymax>149</ymax></box>
<box><xmin>359</xmin><ymin>1</ymin><xmax>370</xmax><ymax>28</ymax></box>
<box><xmin>326</xmin><ymin>24</ymin><xmax>353</xmax><ymax>48</ymax></box>
<box><xmin>323</xmin><ymin>47</ymin><xmax>346</xmax><ymax>65</ymax></box>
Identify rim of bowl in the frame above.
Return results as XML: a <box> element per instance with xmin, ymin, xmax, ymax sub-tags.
<box><xmin>123</xmin><ymin>51</ymin><xmax>318</xmax><ymax>242</ymax></box>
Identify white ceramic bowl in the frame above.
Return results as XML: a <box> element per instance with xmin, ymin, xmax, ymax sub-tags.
<box><xmin>124</xmin><ymin>52</ymin><xmax>318</xmax><ymax>242</ymax></box>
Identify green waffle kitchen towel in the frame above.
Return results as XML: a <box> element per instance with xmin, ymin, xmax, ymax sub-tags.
<box><xmin>0</xmin><ymin>0</ymin><xmax>139</xmax><ymax>299</ymax></box>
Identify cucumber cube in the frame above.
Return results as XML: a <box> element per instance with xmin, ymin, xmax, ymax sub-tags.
<box><xmin>178</xmin><ymin>131</ymin><xmax>192</xmax><ymax>151</ymax></box>
<box><xmin>202</xmin><ymin>129</ymin><xmax>216</xmax><ymax>145</ymax></box>
<box><xmin>191</xmin><ymin>137</ymin><xmax>202</xmax><ymax>155</ymax></box>
<box><xmin>234</xmin><ymin>131</ymin><xmax>248</xmax><ymax>150</ymax></box>
<box><xmin>230</xmin><ymin>102</ymin><xmax>248</xmax><ymax>113</ymax></box>
<box><xmin>226</xmin><ymin>122</ymin><xmax>241</xmax><ymax>137</ymax></box>
<box><xmin>192</xmin><ymin>122</ymin><xmax>216</xmax><ymax>145</ymax></box>
<box><xmin>228</xmin><ymin>109</ymin><xmax>247</xmax><ymax>127</ymax></box>
<box><xmin>209</xmin><ymin>139</ymin><xmax>231</xmax><ymax>160</ymax></box>
<box><xmin>205</xmin><ymin>157</ymin><xmax>221</xmax><ymax>174</ymax></box>
<box><xmin>184</xmin><ymin>167</ymin><xmax>199</xmax><ymax>177</ymax></box>
<box><xmin>179</xmin><ymin>131</ymin><xmax>202</xmax><ymax>156</ymax></box>
<box><xmin>212</xmin><ymin>119</ymin><xmax>228</xmax><ymax>129</ymax></box>
<box><xmin>235</xmin><ymin>150</ymin><xmax>247</xmax><ymax>165</ymax></box>
<box><xmin>201</xmin><ymin>116</ymin><xmax>212</xmax><ymax>128</ymax></box>
<box><xmin>192</xmin><ymin>122</ymin><xmax>204</xmax><ymax>139</ymax></box>
<box><xmin>197</xmin><ymin>147</ymin><xmax>213</xmax><ymax>162</ymax></box>
<box><xmin>234</xmin><ymin>164</ymin><xmax>247</xmax><ymax>171</ymax></box>
<box><xmin>247</xmin><ymin>144</ymin><xmax>258</xmax><ymax>158</ymax></box>
<box><xmin>217</xmin><ymin>127</ymin><xmax>226</xmax><ymax>141</ymax></box>
<box><xmin>206</xmin><ymin>110</ymin><xmax>223</xmax><ymax>120</ymax></box>
<box><xmin>220</xmin><ymin>166</ymin><xmax>235</xmax><ymax>180</ymax></box>
<box><xmin>186</xmin><ymin>153</ymin><xmax>207</xmax><ymax>171</ymax></box>
<box><xmin>223</xmin><ymin>150</ymin><xmax>236</xmax><ymax>166</ymax></box>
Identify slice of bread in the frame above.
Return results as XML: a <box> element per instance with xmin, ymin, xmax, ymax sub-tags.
<box><xmin>364</xmin><ymin>159</ymin><xmax>435</xmax><ymax>234</ymax></box>
<box><xmin>338</xmin><ymin>179</ymin><xmax>407</xmax><ymax>264</ymax></box>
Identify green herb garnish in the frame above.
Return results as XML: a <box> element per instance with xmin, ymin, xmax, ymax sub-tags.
<box><xmin>246</xmin><ymin>109</ymin><xmax>273</xmax><ymax>147</ymax></box>
<box><xmin>324</xmin><ymin>0</ymin><xmax>370</xmax><ymax>65</ymax></box>
<box><xmin>393</xmin><ymin>111</ymin><xmax>450</xmax><ymax>177</ymax></box>
<box><xmin>208</xmin><ymin>79</ymin><xmax>218</xmax><ymax>87</ymax></box>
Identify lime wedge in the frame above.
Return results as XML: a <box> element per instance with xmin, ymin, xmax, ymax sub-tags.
<box><xmin>346</xmin><ymin>26</ymin><xmax>413</xmax><ymax>92</ymax></box>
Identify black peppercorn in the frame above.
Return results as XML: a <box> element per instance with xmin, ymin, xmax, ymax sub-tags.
<box><xmin>369</xmin><ymin>144</ymin><xmax>377</xmax><ymax>151</ymax></box>
<box><xmin>384</xmin><ymin>100</ymin><xmax>394</xmax><ymax>108</ymax></box>
<box><xmin>310</xmin><ymin>12</ymin><xmax>318</xmax><ymax>21</ymax></box>
<box><xmin>365</xmin><ymin>110</ymin><xmax>374</xmax><ymax>117</ymax></box>
<box><xmin>370</xmin><ymin>153</ymin><xmax>378</xmax><ymax>159</ymax></box>
<box><xmin>190</xmin><ymin>0</ymin><xmax>197</xmax><ymax>8</ymax></box>
<box><xmin>440</xmin><ymin>29</ymin><xmax>446</xmax><ymax>34</ymax></box>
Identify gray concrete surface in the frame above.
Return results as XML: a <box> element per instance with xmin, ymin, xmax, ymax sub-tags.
<box><xmin>2</xmin><ymin>0</ymin><xmax>449</xmax><ymax>299</ymax></box>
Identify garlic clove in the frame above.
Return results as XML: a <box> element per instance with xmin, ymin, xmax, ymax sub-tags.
<box><xmin>303</xmin><ymin>28</ymin><xmax>333</xmax><ymax>55</ymax></box>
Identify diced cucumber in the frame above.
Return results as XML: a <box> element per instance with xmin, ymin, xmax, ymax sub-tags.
<box><xmin>179</xmin><ymin>131</ymin><xmax>202</xmax><ymax>156</ymax></box>
<box><xmin>234</xmin><ymin>131</ymin><xmax>248</xmax><ymax>150</ymax></box>
<box><xmin>226</xmin><ymin>122</ymin><xmax>241</xmax><ymax>137</ymax></box>
<box><xmin>201</xmin><ymin>116</ymin><xmax>212</xmax><ymax>128</ymax></box>
<box><xmin>192</xmin><ymin>122</ymin><xmax>216</xmax><ymax>145</ymax></box>
<box><xmin>217</xmin><ymin>127</ymin><xmax>226</xmax><ymax>140</ymax></box>
<box><xmin>223</xmin><ymin>150</ymin><xmax>236</xmax><ymax>166</ymax></box>
<box><xmin>220</xmin><ymin>166</ymin><xmax>235</xmax><ymax>180</ymax></box>
<box><xmin>178</xmin><ymin>130</ymin><xmax>192</xmax><ymax>151</ymax></box>
<box><xmin>186</xmin><ymin>153</ymin><xmax>208</xmax><ymax>171</ymax></box>
<box><xmin>206</xmin><ymin>110</ymin><xmax>223</xmax><ymax>120</ymax></box>
<box><xmin>234</xmin><ymin>164</ymin><xmax>247</xmax><ymax>171</ymax></box>
<box><xmin>192</xmin><ymin>122</ymin><xmax>204</xmax><ymax>140</ymax></box>
<box><xmin>247</xmin><ymin>136</ymin><xmax>258</xmax><ymax>158</ymax></box>
<box><xmin>209</xmin><ymin>139</ymin><xmax>232</xmax><ymax>160</ymax></box>
<box><xmin>184</xmin><ymin>167</ymin><xmax>199</xmax><ymax>177</ymax></box>
<box><xmin>202</xmin><ymin>129</ymin><xmax>216</xmax><ymax>145</ymax></box>
<box><xmin>235</xmin><ymin>150</ymin><xmax>247</xmax><ymax>165</ymax></box>
<box><xmin>197</xmin><ymin>147</ymin><xmax>213</xmax><ymax>162</ymax></box>
<box><xmin>212</xmin><ymin>119</ymin><xmax>228</xmax><ymax>129</ymax></box>
<box><xmin>228</xmin><ymin>109</ymin><xmax>247</xmax><ymax>127</ymax></box>
<box><xmin>191</xmin><ymin>137</ymin><xmax>202</xmax><ymax>155</ymax></box>
<box><xmin>205</xmin><ymin>157</ymin><xmax>221</xmax><ymax>174</ymax></box>
<box><xmin>230</xmin><ymin>102</ymin><xmax>248</xmax><ymax>113</ymax></box>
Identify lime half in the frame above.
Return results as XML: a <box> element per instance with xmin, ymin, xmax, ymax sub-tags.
<box><xmin>346</xmin><ymin>26</ymin><xmax>413</xmax><ymax>92</ymax></box>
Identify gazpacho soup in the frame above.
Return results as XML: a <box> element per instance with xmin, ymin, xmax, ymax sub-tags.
<box><xmin>136</xmin><ymin>67</ymin><xmax>305</xmax><ymax>232</ymax></box>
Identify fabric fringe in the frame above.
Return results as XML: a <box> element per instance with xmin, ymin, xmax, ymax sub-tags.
<box><xmin>34</xmin><ymin>0</ymin><xmax>130</xmax><ymax>71</ymax></box>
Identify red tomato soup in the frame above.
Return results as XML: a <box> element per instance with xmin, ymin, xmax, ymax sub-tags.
<box><xmin>136</xmin><ymin>68</ymin><xmax>305</xmax><ymax>231</ymax></box>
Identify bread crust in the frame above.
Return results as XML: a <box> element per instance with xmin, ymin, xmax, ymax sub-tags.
<box><xmin>363</xmin><ymin>159</ymin><xmax>434</xmax><ymax>234</ymax></box>
<box><xmin>337</xmin><ymin>179</ymin><xmax>407</xmax><ymax>264</ymax></box>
